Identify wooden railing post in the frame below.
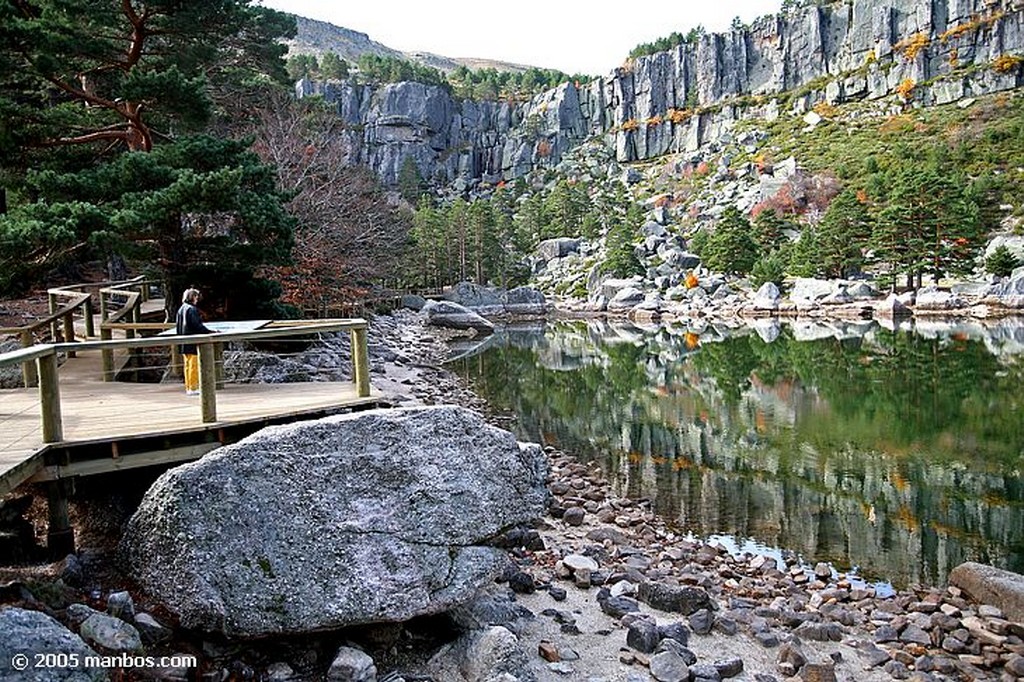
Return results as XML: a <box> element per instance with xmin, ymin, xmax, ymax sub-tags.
<box><xmin>19</xmin><ymin>330</ymin><xmax>38</xmax><ymax>388</ymax></box>
<box><xmin>214</xmin><ymin>342</ymin><xmax>225</xmax><ymax>389</ymax></box>
<box><xmin>100</xmin><ymin>327</ymin><xmax>114</xmax><ymax>381</ymax></box>
<box><xmin>48</xmin><ymin>292</ymin><xmax>58</xmax><ymax>342</ymax></box>
<box><xmin>83</xmin><ymin>296</ymin><xmax>95</xmax><ymax>338</ymax></box>
<box><xmin>37</xmin><ymin>351</ymin><xmax>63</xmax><ymax>443</ymax></box>
<box><xmin>99</xmin><ymin>294</ymin><xmax>109</xmax><ymax>323</ymax></box>
<box><xmin>126</xmin><ymin>301</ymin><xmax>139</xmax><ymax>339</ymax></box>
<box><xmin>62</xmin><ymin>312</ymin><xmax>76</xmax><ymax>358</ymax></box>
<box><xmin>350</xmin><ymin>325</ymin><xmax>370</xmax><ymax>397</ymax></box>
<box><xmin>169</xmin><ymin>343</ymin><xmax>183</xmax><ymax>378</ymax></box>
<box><xmin>198</xmin><ymin>342</ymin><xmax>217</xmax><ymax>423</ymax></box>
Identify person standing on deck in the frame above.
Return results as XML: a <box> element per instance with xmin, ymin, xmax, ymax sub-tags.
<box><xmin>175</xmin><ymin>288</ymin><xmax>214</xmax><ymax>395</ymax></box>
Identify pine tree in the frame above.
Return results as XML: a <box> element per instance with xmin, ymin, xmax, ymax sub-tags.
<box><xmin>789</xmin><ymin>226</ymin><xmax>823</xmax><ymax>278</ymax></box>
<box><xmin>320</xmin><ymin>52</ymin><xmax>349</xmax><ymax>80</ymax></box>
<box><xmin>702</xmin><ymin>207</ymin><xmax>759</xmax><ymax>275</ymax></box>
<box><xmin>816</xmin><ymin>188</ymin><xmax>872</xmax><ymax>279</ymax></box>
<box><xmin>753</xmin><ymin>209</ymin><xmax>788</xmax><ymax>253</ymax></box>
<box><xmin>602</xmin><ymin>206</ymin><xmax>643</xmax><ymax>278</ymax></box>
<box><xmin>872</xmin><ymin>164</ymin><xmax>980</xmax><ymax>290</ymax></box>
<box><xmin>985</xmin><ymin>245</ymin><xmax>1021</xmax><ymax>278</ymax></box>
<box><xmin>0</xmin><ymin>0</ymin><xmax>296</xmax><ymax>309</ymax></box>
<box><xmin>397</xmin><ymin>156</ymin><xmax>427</xmax><ymax>205</ymax></box>
<box><xmin>543</xmin><ymin>179</ymin><xmax>589</xmax><ymax>239</ymax></box>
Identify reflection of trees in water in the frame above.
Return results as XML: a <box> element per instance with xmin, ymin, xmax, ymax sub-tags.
<box><xmin>450</xmin><ymin>321</ymin><xmax>1024</xmax><ymax>587</ymax></box>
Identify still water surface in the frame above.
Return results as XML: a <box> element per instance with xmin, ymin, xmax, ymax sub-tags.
<box><xmin>449</xmin><ymin>317</ymin><xmax>1024</xmax><ymax>588</ymax></box>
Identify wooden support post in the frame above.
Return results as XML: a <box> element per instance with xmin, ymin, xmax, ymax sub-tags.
<box><xmin>62</xmin><ymin>312</ymin><xmax>76</xmax><ymax>357</ymax></box>
<box><xmin>38</xmin><ymin>352</ymin><xmax>63</xmax><ymax>443</ymax></box>
<box><xmin>46</xmin><ymin>478</ymin><xmax>75</xmax><ymax>557</ymax></box>
<box><xmin>99</xmin><ymin>294</ymin><xmax>108</xmax><ymax>322</ymax></box>
<box><xmin>170</xmin><ymin>343</ymin><xmax>183</xmax><ymax>378</ymax></box>
<box><xmin>83</xmin><ymin>297</ymin><xmax>95</xmax><ymax>338</ymax></box>
<box><xmin>198</xmin><ymin>342</ymin><xmax>217</xmax><ymax>423</ymax></box>
<box><xmin>351</xmin><ymin>326</ymin><xmax>370</xmax><ymax>397</ymax></box>
<box><xmin>101</xmin><ymin>327</ymin><xmax>114</xmax><ymax>382</ymax></box>
<box><xmin>126</xmin><ymin>304</ymin><xmax>138</xmax><ymax>340</ymax></box>
<box><xmin>19</xmin><ymin>330</ymin><xmax>38</xmax><ymax>388</ymax></box>
<box><xmin>48</xmin><ymin>292</ymin><xmax>58</xmax><ymax>342</ymax></box>
<box><xmin>214</xmin><ymin>342</ymin><xmax>225</xmax><ymax>389</ymax></box>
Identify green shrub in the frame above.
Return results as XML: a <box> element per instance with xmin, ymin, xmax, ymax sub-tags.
<box><xmin>751</xmin><ymin>251</ymin><xmax>788</xmax><ymax>288</ymax></box>
<box><xmin>985</xmin><ymin>245</ymin><xmax>1021</xmax><ymax>277</ymax></box>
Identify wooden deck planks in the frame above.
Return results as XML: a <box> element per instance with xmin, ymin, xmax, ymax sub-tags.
<box><xmin>0</xmin><ymin>348</ymin><xmax>382</xmax><ymax>496</ymax></box>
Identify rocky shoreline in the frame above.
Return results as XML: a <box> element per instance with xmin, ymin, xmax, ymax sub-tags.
<box><xmin>1</xmin><ymin>310</ymin><xmax>1023</xmax><ymax>682</ymax></box>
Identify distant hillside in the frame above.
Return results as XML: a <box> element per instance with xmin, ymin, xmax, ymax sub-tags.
<box><xmin>287</xmin><ymin>15</ymin><xmax>545</xmax><ymax>74</ymax></box>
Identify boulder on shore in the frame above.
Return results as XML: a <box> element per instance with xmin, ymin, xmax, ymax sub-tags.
<box><xmin>118</xmin><ymin>406</ymin><xmax>548</xmax><ymax>637</ymax></box>
<box><xmin>949</xmin><ymin>562</ymin><xmax>1024</xmax><ymax>622</ymax></box>
<box><xmin>444</xmin><ymin>281</ymin><xmax>505</xmax><ymax>316</ymax></box>
<box><xmin>422</xmin><ymin>300</ymin><xmax>495</xmax><ymax>335</ymax></box>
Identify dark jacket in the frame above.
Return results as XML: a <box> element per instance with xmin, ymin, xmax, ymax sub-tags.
<box><xmin>175</xmin><ymin>302</ymin><xmax>213</xmax><ymax>355</ymax></box>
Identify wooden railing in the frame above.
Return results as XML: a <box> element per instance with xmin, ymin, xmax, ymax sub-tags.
<box><xmin>0</xmin><ymin>291</ymin><xmax>91</xmax><ymax>388</ymax></box>
<box><xmin>0</xmin><ymin>276</ymin><xmax>158</xmax><ymax>388</ymax></box>
<box><xmin>0</xmin><ymin>318</ymin><xmax>371</xmax><ymax>442</ymax></box>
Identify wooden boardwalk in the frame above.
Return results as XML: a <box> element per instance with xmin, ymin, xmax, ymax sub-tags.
<box><xmin>0</xmin><ymin>319</ymin><xmax>381</xmax><ymax>498</ymax></box>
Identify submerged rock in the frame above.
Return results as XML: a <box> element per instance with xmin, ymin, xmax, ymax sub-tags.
<box><xmin>119</xmin><ymin>406</ymin><xmax>548</xmax><ymax>637</ymax></box>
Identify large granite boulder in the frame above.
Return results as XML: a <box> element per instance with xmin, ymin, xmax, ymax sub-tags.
<box><xmin>535</xmin><ymin>238</ymin><xmax>580</xmax><ymax>262</ymax></box>
<box><xmin>790</xmin><ymin>278</ymin><xmax>836</xmax><ymax>303</ymax></box>
<box><xmin>119</xmin><ymin>406</ymin><xmax>548</xmax><ymax>637</ymax></box>
<box><xmin>607</xmin><ymin>287</ymin><xmax>645</xmax><ymax>312</ymax></box>
<box><xmin>0</xmin><ymin>607</ymin><xmax>107</xmax><ymax>681</ymax></box>
<box><xmin>501</xmin><ymin>287</ymin><xmax>548</xmax><ymax>316</ymax></box>
<box><xmin>949</xmin><ymin>562</ymin><xmax>1024</xmax><ymax>622</ymax></box>
<box><xmin>423</xmin><ymin>300</ymin><xmax>495</xmax><ymax>335</ymax></box>
<box><xmin>750</xmin><ymin>282</ymin><xmax>781</xmax><ymax>311</ymax></box>
<box><xmin>444</xmin><ymin>282</ymin><xmax>505</xmax><ymax>316</ymax></box>
<box><xmin>914</xmin><ymin>287</ymin><xmax>965</xmax><ymax>311</ymax></box>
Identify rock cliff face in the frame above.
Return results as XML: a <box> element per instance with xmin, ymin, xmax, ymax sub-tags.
<box><xmin>299</xmin><ymin>0</ymin><xmax>1024</xmax><ymax>187</ymax></box>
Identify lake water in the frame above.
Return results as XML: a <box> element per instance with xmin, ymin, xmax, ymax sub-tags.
<box><xmin>448</xmin><ymin>316</ymin><xmax>1024</xmax><ymax>588</ymax></box>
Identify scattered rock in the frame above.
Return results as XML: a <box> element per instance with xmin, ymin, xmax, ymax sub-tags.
<box><xmin>0</xmin><ymin>607</ymin><xmax>107</xmax><ymax>681</ymax></box>
<box><xmin>638</xmin><ymin>582</ymin><xmax>713</xmax><ymax>615</ymax></box>
<box><xmin>326</xmin><ymin>646</ymin><xmax>376</xmax><ymax>682</ymax></box>
<box><xmin>79</xmin><ymin>613</ymin><xmax>143</xmax><ymax>653</ymax></box>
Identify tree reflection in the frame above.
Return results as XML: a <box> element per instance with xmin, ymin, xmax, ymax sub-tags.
<box><xmin>450</xmin><ymin>321</ymin><xmax>1024</xmax><ymax>586</ymax></box>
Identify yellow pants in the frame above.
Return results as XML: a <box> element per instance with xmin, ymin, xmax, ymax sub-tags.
<box><xmin>184</xmin><ymin>353</ymin><xmax>199</xmax><ymax>392</ymax></box>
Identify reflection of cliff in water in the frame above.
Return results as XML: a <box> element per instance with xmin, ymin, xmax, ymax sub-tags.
<box><xmin>450</xmin><ymin>317</ymin><xmax>1024</xmax><ymax>587</ymax></box>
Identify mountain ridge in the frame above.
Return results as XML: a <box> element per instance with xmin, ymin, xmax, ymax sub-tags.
<box><xmin>285</xmin><ymin>15</ymin><xmax>548</xmax><ymax>75</ymax></box>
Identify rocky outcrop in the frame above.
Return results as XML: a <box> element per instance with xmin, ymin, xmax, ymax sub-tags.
<box><xmin>985</xmin><ymin>272</ymin><xmax>1024</xmax><ymax>308</ymax></box>
<box><xmin>299</xmin><ymin>0</ymin><xmax>1024</xmax><ymax>186</ymax></box>
<box><xmin>118</xmin><ymin>406</ymin><xmax>548</xmax><ymax>637</ymax></box>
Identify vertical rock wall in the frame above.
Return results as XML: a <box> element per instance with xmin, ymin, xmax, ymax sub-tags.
<box><xmin>298</xmin><ymin>0</ymin><xmax>1024</xmax><ymax>187</ymax></box>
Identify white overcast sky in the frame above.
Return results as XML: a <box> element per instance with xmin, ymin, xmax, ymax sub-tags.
<box><xmin>259</xmin><ymin>1</ymin><xmax>782</xmax><ymax>76</ymax></box>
